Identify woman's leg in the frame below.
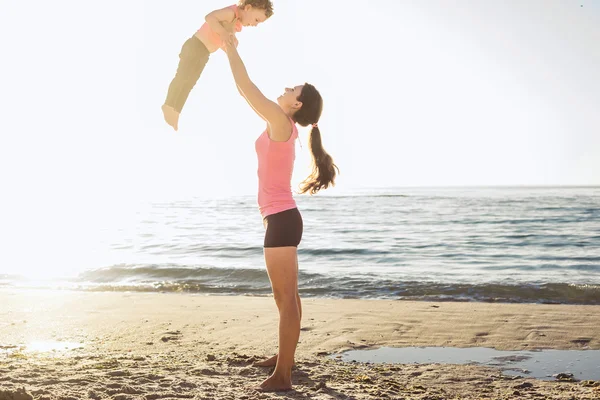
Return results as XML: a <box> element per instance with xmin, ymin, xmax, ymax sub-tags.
<box><xmin>254</xmin><ymin>254</ymin><xmax>301</xmax><ymax>368</ymax></box>
<box><xmin>296</xmin><ymin>253</ymin><xmax>302</xmax><ymax>321</ymax></box>
<box><xmin>255</xmin><ymin>246</ymin><xmax>300</xmax><ymax>391</ymax></box>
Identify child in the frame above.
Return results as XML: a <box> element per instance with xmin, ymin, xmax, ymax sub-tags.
<box><xmin>162</xmin><ymin>0</ymin><xmax>274</xmax><ymax>130</ymax></box>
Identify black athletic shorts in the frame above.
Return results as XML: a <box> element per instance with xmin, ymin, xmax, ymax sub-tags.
<box><xmin>263</xmin><ymin>208</ymin><xmax>303</xmax><ymax>248</ymax></box>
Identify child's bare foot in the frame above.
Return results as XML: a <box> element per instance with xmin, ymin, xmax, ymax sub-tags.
<box><xmin>161</xmin><ymin>104</ymin><xmax>180</xmax><ymax>131</ymax></box>
<box><xmin>172</xmin><ymin>110</ymin><xmax>180</xmax><ymax>131</ymax></box>
<box><xmin>250</xmin><ymin>374</ymin><xmax>293</xmax><ymax>392</ymax></box>
<box><xmin>161</xmin><ymin>104</ymin><xmax>172</xmax><ymax>126</ymax></box>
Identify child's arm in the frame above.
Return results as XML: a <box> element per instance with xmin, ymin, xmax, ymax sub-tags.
<box><xmin>221</xmin><ymin>19</ymin><xmax>239</xmax><ymax>47</ymax></box>
<box><xmin>205</xmin><ymin>6</ymin><xmax>237</xmax><ymax>44</ymax></box>
<box><xmin>225</xmin><ymin>42</ymin><xmax>288</xmax><ymax>127</ymax></box>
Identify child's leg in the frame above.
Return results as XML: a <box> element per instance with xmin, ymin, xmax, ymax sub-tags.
<box><xmin>164</xmin><ymin>36</ymin><xmax>210</xmax><ymax>115</ymax></box>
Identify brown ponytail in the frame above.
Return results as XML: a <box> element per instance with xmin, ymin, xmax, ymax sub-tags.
<box><xmin>299</xmin><ymin>125</ymin><xmax>339</xmax><ymax>194</ymax></box>
<box><xmin>292</xmin><ymin>83</ymin><xmax>339</xmax><ymax>195</ymax></box>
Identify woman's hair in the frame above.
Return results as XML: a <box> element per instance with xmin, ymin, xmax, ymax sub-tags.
<box><xmin>293</xmin><ymin>83</ymin><xmax>339</xmax><ymax>195</ymax></box>
<box><xmin>238</xmin><ymin>0</ymin><xmax>274</xmax><ymax>18</ymax></box>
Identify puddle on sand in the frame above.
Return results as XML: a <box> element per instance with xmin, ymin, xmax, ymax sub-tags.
<box><xmin>334</xmin><ymin>347</ymin><xmax>600</xmax><ymax>381</ymax></box>
<box><xmin>26</xmin><ymin>341</ymin><xmax>83</xmax><ymax>352</ymax></box>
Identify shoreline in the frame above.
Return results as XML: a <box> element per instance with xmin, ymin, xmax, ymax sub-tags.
<box><xmin>2</xmin><ymin>281</ymin><xmax>599</xmax><ymax>306</ymax></box>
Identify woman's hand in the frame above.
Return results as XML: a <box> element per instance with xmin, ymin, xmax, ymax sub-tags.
<box><xmin>224</xmin><ymin>37</ymin><xmax>239</xmax><ymax>53</ymax></box>
<box><xmin>219</xmin><ymin>31</ymin><xmax>235</xmax><ymax>46</ymax></box>
<box><xmin>223</xmin><ymin>36</ymin><xmax>288</xmax><ymax>128</ymax></box>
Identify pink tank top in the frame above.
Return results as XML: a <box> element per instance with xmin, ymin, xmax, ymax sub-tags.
<box><xmin>255</xmin><ymin>123</ymin><xmax>299</xmax><ymax>218</ymax></box>
<box><xmin>197</xmin><ymin>5</ymin><xmax>242</xmax><ymax>47</ymax></box>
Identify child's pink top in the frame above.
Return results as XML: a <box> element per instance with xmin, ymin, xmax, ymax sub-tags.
<box><xmin>255</xmin><ymin>123</ymin><xmax>299</xmax><ymax>218</ymax></box>
<box><xmin>197</xmin><ymin>5</ymin><xmax>242</xmax><ymax>47</ymax></box>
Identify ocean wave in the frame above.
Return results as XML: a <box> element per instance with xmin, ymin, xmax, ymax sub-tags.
<box><xmin>3</xmin><ymin>264</ymin><xmax>599</xmax><ymax>304</ymax></box>
<box><xmin>76</xmin><ymin>264</ymin><xmax>272</xmax><ymax>283</ymax></box>
<box><xmin>55</xmin><ymin>266</ymin><xmax>600</xmax><ymax>305</ymax></box>
<box><xmin>75</xmin><ymin>281</ymin><xmax>600</xmax><ymax>305</ymax></box>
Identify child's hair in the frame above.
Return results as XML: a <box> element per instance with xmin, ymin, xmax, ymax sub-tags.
<box><xmin>238</xmin><ymin>0</ymin><xmax>274</xmax><ymax>18</ymax></box>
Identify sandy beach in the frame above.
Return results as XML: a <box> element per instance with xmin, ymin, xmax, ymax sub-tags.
<box><xmin>1</xmin><ymin>290</ymin><xmax>599</xmax><ymax>399</ymax></box>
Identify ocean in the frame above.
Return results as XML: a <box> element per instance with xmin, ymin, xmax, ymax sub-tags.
<box><xmin>2</xmin><ymin>187</ymin><xmax>599</xmax><ymax>304</ymax></box>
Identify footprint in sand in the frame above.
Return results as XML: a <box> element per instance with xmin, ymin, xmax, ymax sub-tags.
<box><xmin>106</xmin><ymin>383</ymin><xmax>122</xmax><ymax>389</ymax></box>
<box><xmin>160</xmin><ymin>330</ymin><xmax>182</xmax><ymax>343</ymax></box>
<box><xmin>190</xmin><ymin>368</ymin><xmax>220</xmax><ymax>376</ymax></box>
<box><xmin>238</xmin><ymin>367</ymin><xmax>253</xmax><ymax>376</ymax></box>
<box><xmin>0</xmin><ymin>388</ymin><xmax>33</xmax><ymax>400</ymax></box>
<box><xmin>106</xmin><ymin>370</ymin><xmax>129</xmax><ymax>377</ymax></box>
<box><xmin>571</xmin><ymin>338</ymin><xmax>591</xmax><ymax>346</ymax></box>
<box><xmin>176</xmin><ymin>381</ymin><xmax>197</xmax><ymax>389</ymax></box>
<box><xmin>144</xmin><ymin>373</ymin><xmax>165</xmax><ymax>381</ymax></box>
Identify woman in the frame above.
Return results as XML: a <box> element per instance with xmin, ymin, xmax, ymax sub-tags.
<box><xmin>223</xmin><ymin>40</ymin><xmax>338</xmax><ymax>392</ymax></box>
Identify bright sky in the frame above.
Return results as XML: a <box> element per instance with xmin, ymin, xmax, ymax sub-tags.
<box><xmin>0</xmin><ymin>0</ymin><xmax>599</xmax><ymax>278</ymax></box>
<box><xmin>1</xmin><ymin>0</ymin><xmax>599</xmax><ymax>202</ymax></box>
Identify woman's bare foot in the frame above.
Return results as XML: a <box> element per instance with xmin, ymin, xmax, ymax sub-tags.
<box><xmin>251</xmin><ymin>374</ymin><xmax>292</xmax><ymax>392</ymax></box>
<box><xmin>253</xmin><ymin>354</ymin><xmax>278</xmax><ymax>367</ymax></box>
<box><xmin>253</xmin><ymin>354</ymin><xmax>296</xmax><ymax>368</ymax></box>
